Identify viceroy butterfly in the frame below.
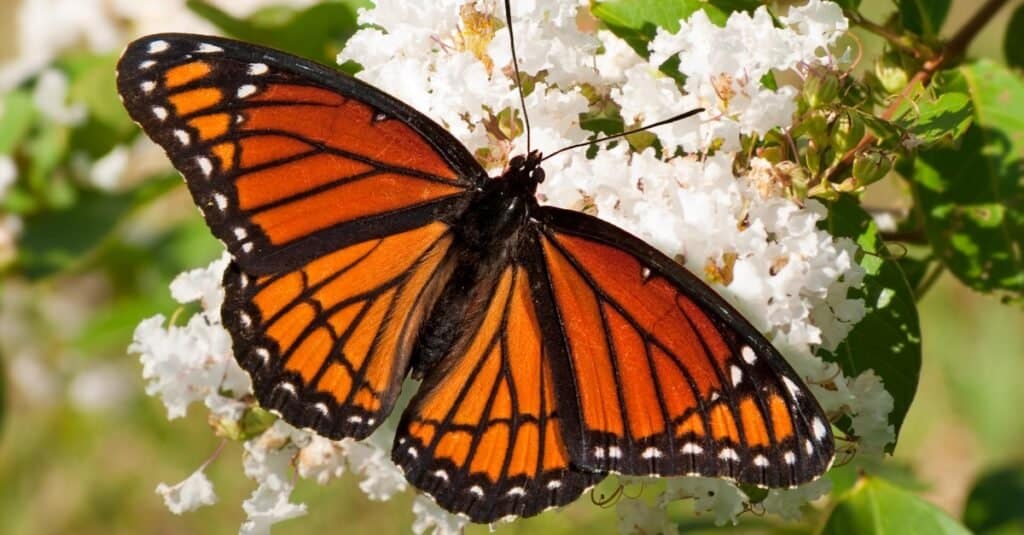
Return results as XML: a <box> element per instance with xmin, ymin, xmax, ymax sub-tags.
<box><xmin>116</xmin><ymin>17</ymin><xmax>834</xmax><ymax>524</ymax></box>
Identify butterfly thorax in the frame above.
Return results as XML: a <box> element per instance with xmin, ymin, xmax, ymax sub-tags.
<box><xmin>409</xmin><ymin>152</ymin><xmax>545</xmax><ymax>378</ymax></box>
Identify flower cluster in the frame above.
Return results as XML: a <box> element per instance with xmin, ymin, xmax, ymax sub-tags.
<box><xmin>126</xmin><ymin>0</ymin><xmax>896</xmax><ymax>532</ymax></box>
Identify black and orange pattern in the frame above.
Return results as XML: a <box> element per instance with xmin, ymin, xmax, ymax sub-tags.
<box><xmin>530</xmin><ymin>207</ymin><xmax>834</xmax><ymax>487</ymax></box>
<box><xmin>118</xmin><ymin>34</ymin><xmax>834</xmax><ymax>525</ymax></box>
<box><xmin>117</xmin><ymin>34</ymin><xmax>484</xmax><ymax>274</ymax></box>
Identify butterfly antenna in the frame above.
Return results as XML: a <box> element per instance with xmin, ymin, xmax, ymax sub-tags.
<box><xmin>541</xmin><ymin>108</ymin><xmax>705</xmax><ymax>163</ymax></box>
<box><xmin>504</xmin><ymin>0</ymin><xmax>532</xmax><ymax>153</ymax></box>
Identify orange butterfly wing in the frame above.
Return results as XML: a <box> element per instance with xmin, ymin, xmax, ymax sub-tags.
<box><xmin>393</xmin><ymin>265</ymin><xmax>601</xmax><ymax>522</ymax></box>
<box><xmin>116</xmin><ymin>34</ymin><xmax>485</xmax><ymax>274</ymax></box>
<box><xmin>532</xmin><ymin>207</ymin><xmax>834</xmax><ymax>487</ymax></box>
<box><xmin>117</xmin><ymin>34</ymin><xmax>485</xmax><ymax>438</ymax></box>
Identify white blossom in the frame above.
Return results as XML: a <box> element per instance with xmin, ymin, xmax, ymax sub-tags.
<box><xmin>411</xmin><ymin>495</ymin><xmax>469</xmax><ymax>535</ymax></box>
<box><xmin>660</xmin><ymin>477</ymin><xmax>749</xmax><ymax>526</ymax></box>
<box><xmin>0</xmin><ymin>155</ymin><xmax>15</xmax><ymax>199</ymax></box>
<box><xmin>67</xmin><ymin>363</ymin><xmax>134</xmax><ymax>412</ymax></box>
<box><xmin>763</xmin><ymin>477</ymin><xmax>832</xmax><ymax>521</ymax></box>
<box><xmin>155</xmin><ymin>469</ymin><xmax>218</xmax><ymax>514</ymax></box>
<box><xmin>32</xmin><ymin>69</ymin><xmax>86</xmax><ymax>126</ymax></box>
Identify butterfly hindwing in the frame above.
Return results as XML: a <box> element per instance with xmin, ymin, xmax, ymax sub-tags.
<box><xmin>532</xmin><ymin>207</ymin><xmax>834</xmax><ymax>487</ymax></box>
<box><xmin>116</xmin><ymin>34</ymin><xmax>486</xmax><ymax>274</ymax></box>
<box><xmin>393</xmin><ymin>264</ymin><xmax>602</xmax><ymax>523</ymax></box>
<box><xmin>224</xmin><ymin>221</ymin><xmax>456</xmax><ymax>439</ymax></box>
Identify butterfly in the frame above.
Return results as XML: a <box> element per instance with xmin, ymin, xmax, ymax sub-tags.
<box><xmin>116</xmin><ymin>32</ymin><xmax>834</xmax><ymax>523</ymax></box>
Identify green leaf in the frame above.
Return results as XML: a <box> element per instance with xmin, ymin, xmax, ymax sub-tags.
<box><xmin>17</xmin><ymin>176</ymin><xmax>178</xmax><ymax>279</ymax></box>
<box><xmin>0</xmin><ymin>90</ymin><xmax>36</xmax><ymax>154</ymax></box>
<box><xmin>819</xmin><ymin>195</ymin><xmax>921</xmax><ymax>447</ymax></box>
<box><xmin>705</xmin><ymin>0</ymin><xmax>760</xmax><ymax>14</ymax></box>
<box><xmin>823</xmin><ymin>477</ymin><xmax>971</xmax><ymax>535</ymax></box>
<box><xmin>898</xmin><ymin>0</ymin><xmax>951</xmax><ymax>38</ymax></box>
<box><xmin>963</xmin><ymin>464</ymin><xmax>1024</xmax><ymax>534</ymax></box>
<box><xmin>1006</xmin><ymin>4</ymin><xmax>1024</xmax><ymax>70</ymax></box>
<box><xmin>63</xmin><ymin>52</ymin><xmax>136</xmax><ymax>158</ymax></box>
<box><xmin>911</xmin><ymin>61</ymin><xmax>1024</xmax><ymax>299</ymax></box>
<box><xmin>592</xmin><ymin>0</ymin><xmax>726</xmax><ymax>58</ymax></box>
<box><xmin>906</xmin><ymin>91</ymin><xmax>973</xmax><ymax>145</ymax></box>
<box><xmin>187</xmin><ymin>0</ymin><xmax>368</xmax><ymax>66</ymax></box>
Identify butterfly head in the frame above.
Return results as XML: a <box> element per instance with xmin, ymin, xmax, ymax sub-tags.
<box><xmin>505</xmin><ymin>150</ymin><xmax>545</xmax><ymax>188</ymax></box>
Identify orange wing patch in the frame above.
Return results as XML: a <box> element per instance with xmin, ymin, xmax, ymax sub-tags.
<box><xmin>536</xmin><ymin>224</ymin><xmax>834</xmax><ymax>487</ymax></box>
<box><xmin>393</xmin><ymin>266</ymin><xmax>599</xmax><ymax>523</ymax></box>
<box><xmin>224</xmin><ymin>221</ymin><xmax>454</xmax><ymax>440</ymax></box>
<box><xmin>116</xmin><ymin>35</ymin><xmax>482</xmax><ymax>273</ymax></box>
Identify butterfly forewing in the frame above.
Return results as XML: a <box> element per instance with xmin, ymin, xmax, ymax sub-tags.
<box><xmin>116</xmin><ymin>34</ymin><xmax>486</xmax><ymax>274</ymax></box>
<box><xmin>531</xmin><ymin>207</ymin><xmax>834</xmax><ymax>486</ymax></box>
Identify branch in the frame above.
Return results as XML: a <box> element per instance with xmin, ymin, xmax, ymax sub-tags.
<box><xmin>822</xmin><ymin>0</ymin><xmax>1012</xmax><ymax>184</ymax></box>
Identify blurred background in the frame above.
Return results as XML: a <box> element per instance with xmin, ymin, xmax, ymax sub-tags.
<box><xmin>0</xmin><ymin>0</ymin><xmax>1021</xmax><ymax>533</ymax></box>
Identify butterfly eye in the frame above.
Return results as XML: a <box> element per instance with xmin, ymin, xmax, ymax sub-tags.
<box><xmin>532</xmin><ymin>167</ymin><xmax>545</xmax><ymax>184</ymax></box>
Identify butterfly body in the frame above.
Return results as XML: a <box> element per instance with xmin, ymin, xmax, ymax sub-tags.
<box><xmin>118</xmin><ymin>33</ymin><xmax>834</xmax><ymax>524</ymax></box>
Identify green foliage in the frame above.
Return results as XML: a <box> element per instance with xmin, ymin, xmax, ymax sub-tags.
<box><xmin>822</xmin><ymin>477</ymin><xmax>971</xmax><ymax>534</ymax></box>
<box><xmin>911</xmin><ymin>61</ymin><xmax>1024</xmax><ymax>300</ymax></box>
<box><xmin>18</xmin><ymin>176</ymin><xmax>178</xmax><ymax>280</ymax></box>
<box><xmin>819</xmin><ymin>196</ymin><xmax>921</xmax><ymax>445</ymax></box>
<box><xmin>963</xmin><ymin>464</ymin><xmax>1024</xmax><ymax>534</ymax></box>
<box><xmin>1005</xmin><ymin>4</ymin><xmax>1024</xmax><ymax>70</ymax></box>
<box><xmin>898</xmin><ymin>0</ymin><xmax>951</xmax><ymax>39</ymax></box>
<box><xmin>186</xmin><ymin>0</ymin><xmax>369</xmax><ymax>66</ymax></box>
<box><xmin>591</xmin><ymin>0</ymin><xmax>725</xmax><ymax>57</ymax></box>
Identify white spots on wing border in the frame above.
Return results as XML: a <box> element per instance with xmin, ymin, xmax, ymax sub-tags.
<box><xmin>741</xmin><ymin>345</ymin><xmax>757</xmax><ymax>364</ymax></box>
<box><xmin>812</xmin><ymin>417</ymin><xmax>827</xmax><ymax>440</ymax></box>
<box><xmin>640</xmin><ymin>447</ymin><xmax>662</xmax><ymax>459</ymax></box>
<box><xmin>248</xmin><ymin>63</ymin><xmax>269</xmax><ymax>75</ymax></box>
<box><xmin>147</xmin><ymin>40</ymin><xmax>169</xmax><ymax>54</ymax></box>
<box><xmin>681</xmin><ymin>443</ymin><xmax>703</xmax><ymax>455</ymax></box>
<box><xmin>196</xmin><ymin>156</ymin><xmax>212</xmax><ymax>177</ymax></box>
<box><xmin>718</xmin><ymin>448</ymin><xmax>739</xmax><ymax>462</ymax></box>
<box><xmin>197</xmin><ymin>43</ymin><xmax>223</xmax><ymax>53</ymax></box>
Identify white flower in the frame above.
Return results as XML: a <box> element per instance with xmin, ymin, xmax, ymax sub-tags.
<box><xmin>0</xmin><ymin>155</ymin><xmax>16</xmax><ymax>199</ymax></box>
<box><xmin>763</xmin><ymin>477</ymin><xmax>832</xmax><ymax>520</ymax></box>
<box><xmin>342</xmin><ymin>438</ymin><xmax>408</xmax><ymax>501</ymax></box>
<box><xmin>617</xmin><ymin>494</ymin><xmax>679</xmax><ymax>535</ymax></box>
<box><xmin>411</xmin><ymin>495</ymin><xmax>468</xmax><ymax>535</ymax></box>
<box><xmin>67</xmin><ymin>363</ymin><xmax>133</xmax><ymax>412</ymax></box>
<box><xmin>128</xmin><ymin>253</ymin><xmax>249</xmax><ymax>420</ymax></box>
<box><xmin>88</xmin><ymin>146</ymin><xmax>129</xmax><ymax>191</ymax></box>
<box><xmin>156</xmin><ymin>469</ymin><xmax>218</xmax><ymax>514</ymax></box>
<box><xmin>169</xmin><ymin>252</ymin><xmax>231</xmax><ymax>311</ymax></box>
<box><xmin>32</xmin><ymin>69</ymin><xmax>86</xmax><ymax>126</ymax></box>
<box><xmin>240</xmin><ymin>484</ymin><xmax>308</xmax><ymax>535</ymax></box>
<box><xmin>661</xmin><ymin>477</ymin><xmax>749</xmax><ymax>526</ymax></box>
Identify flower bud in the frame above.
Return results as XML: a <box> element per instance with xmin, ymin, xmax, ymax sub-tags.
<box><xmin>803</xmin><ymin>69</ymin><xmax>840</xmax><ymax>108</ymax></box>
<box><xmin>852</xmin><ymin>150</ymin><xmax>893</xmax><ymax>187</ymax></box>
<box><xmin>875</xmin><ymin>49</ymin><xmax>910</xmax><ymax>94</ymax></box>
<box><xmin>830</xmin><ymin>110</ymin><xmax>865</xmax><ymax>153</ymax></box>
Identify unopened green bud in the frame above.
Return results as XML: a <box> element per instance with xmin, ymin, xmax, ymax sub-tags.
<box><xmin>830</xmin><ymin>110</ymin><xmax>865</xmax><ymax>153</ymax></box>
<box><xmin>803</xmin><ymin>69</ymin><xmax>840</xmax><ymax>108</ymax></box>
<box><xmin>852</xmin><ymin>150</ymin><xmax>893</xmax><ymax>187</ymax></box>
<box><xmin>875</xmin><ymin>49</ymin><xmax>910</xmax><ymax>94</ymax></box>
